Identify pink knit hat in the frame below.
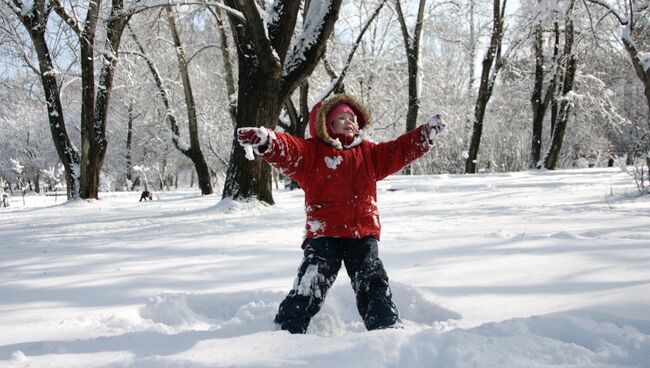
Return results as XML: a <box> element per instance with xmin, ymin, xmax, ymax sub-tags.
<box><xmin>326</xmin><ymin>103</ymin><xmax>356</xmax><ymax>127</ymax></box>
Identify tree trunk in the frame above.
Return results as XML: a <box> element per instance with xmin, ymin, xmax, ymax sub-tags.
<box><xmin>584</xmin><ymin>0</ymin><xmax>649</xmax><ymax>169</ymax></box>
<box><xmin>34</xmin><ymin>173</ymin><xmax>40</xmax><ymax>194</ymax></box>
<box><xmin>395</xmin><ymin>0</ymin><xmax>426</xmax><ymax>175</ymax></box>
<box><xmin>126</xmin><ymin>104</ymin><xmax>134</xmax><ymax>185</ymax></box>
<box><xmin>209</xmin><ymin>6</ymin><xmax>238</xmax><ymax>127</ymax></box>
<box><xmin>529</xmin><ymin>22</ymin><xmax>544</xmax><ymax>168</ymax></box>
<box><xmin>11</xmin><ymin>0</ymin><xmax>128</xmax><ymax>199</ymax></box>
<box><xmin>221</xmin><ymin>0</ymin><xmax>343</xmax><ymax>204</ymax></box>
<box><xmin>280</xmin><ymin>82</ymin><xmax>310</xmax><ymax>190</ymax></box>
<box><xmin>466</xmin><ymin>0</ymin><xmax>477</xmax><ymax>143</ymax></box>
<box><xmin>529</xmin><ymin>17</ymin><xmax>560</xmax><ymax>169</ymax></box>
<box><xmin>129</xmin><ymin>18</ymin><xmax>213</xmax><ymax>195</ymax></box>
<box><xmin>77</xmin><ymin>0</ymin><xmax>128</xmax><ymax>199</ymax></box>
<box><xmin>21</xmin><ymin>10</ymin><xmax>81</xmax><ymax>199</ymax></box>
<box><xmin>78</xmin><ymin>0</ymin><xmax>100</xmax><ymax>199</ymax></box>
<box><xmin>543</xmin><ymin>2</ymin><xmax>577</xmax><ymax>170</ymax></box>
<box><xmin>223</xmin><ymin>65</ymin><xmax>280</xmax><ymax>204</ymax></box>
<box><xmin>166</xmin><ymin>5</ymin><xmax>213</xmax><ymax>195</ymax></box>
<box><xmin>465</xmin><ymin>0</ymin><xmax>506</xmax><ymax>173</ymax></box>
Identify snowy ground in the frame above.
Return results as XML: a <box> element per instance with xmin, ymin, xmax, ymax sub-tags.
<box><xmin>1</xmin><ymin>167</ymin><xmax>649</xmax><ymax>367</ymax></box>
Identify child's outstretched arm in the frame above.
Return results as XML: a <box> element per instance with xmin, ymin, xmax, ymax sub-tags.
<box><xmin>370</xmin><ymin>114</ymin><xmax>447</xmax><ymax>180</ymax></box>
<box><xmin>236</xmin><ymin>127</ymin><xmax>311</xmax><ymax>184</ymax></box>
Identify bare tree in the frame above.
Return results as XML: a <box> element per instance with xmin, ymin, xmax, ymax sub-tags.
<box><xmin>4</xmin><ymin>0</ymin><xmax>82</xmax><ymax>198</ymax></box>
<box><xmin>4</xmin><ymin>0</ymin><xmax>131</xmax><ymax>199</ymax></box>
<box><xmin>541</xmin><ymin>0</ymin><xmax>577</xmax><ymax>170</ymax></box>
<box><xmin>465</xmin><ymin>0</ymin><xmax>507</xmax><ymax>173</ymax></box>
<box><xmin>529</xmin><ymin>7</ymin><xmax>561</xmax><ymax>168</ymax></box>
<box><xmin>164</xmin><ymin>5</ymin><xmax>213</xmax><ymax>195</ymax></box>
<box><xmin>585</xmin><ymin>0</ymin><xmax>649</xmax><ymax>169</ymax></box>
<box><xmin>393</xmin><ymin>0</ymin><xmax>426</xmax><ymax>174</ymax></box>
<box><xmin>221</xmin><ymin>0</ymin><xmax>343</xmax><ymax>204</ymax></box>
<box><xmin>206</xmin><ymin>3</ymin><xmax>238</xmax><ymax>127</ymax></box>
<box><xmin>127</xmin><ymin>14</ymin><xmax>215</xmax><ymax>195</ymax></box>
<box><xmin>394</xmin><ymin>0</ymin><xmax>426</xmax><ymax>132</ymax></box>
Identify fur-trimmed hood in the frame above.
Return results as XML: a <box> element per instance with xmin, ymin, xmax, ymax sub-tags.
<box><xmin>308</xmin><ymin>94</ymin><xmax>371</xmax><ymax>148</ymax></box>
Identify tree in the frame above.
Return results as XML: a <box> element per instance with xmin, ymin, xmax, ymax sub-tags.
<box><xmin>4</xmin><ymin>0</ymin><xmax>82</xmax><ymax>198</ymax></box>
<box><xmin>541</xmin><ymin>0</ymin><xmax>577</xmax><ymax>170</ymax></box>
<box><xmin>394</xmin><ymin>0</ymin><xmax>426</xmax><ymax>174</ymax></box>
<box><xmin>585</xmin><ymin>0</ymin><xmax>649</xmax><ymax>169</ymax></box>
<box><xmin>529</xmin><ymin>6</ymin><xmax>560</xmax><ymax>168</ymax></box>
<box><xmin>206</xmin><ymin>4</ymin><xmax>238</xmax><ymax>127</ymax></box>
<box><xmin>0</xmin><ymin>78</ymin><xmax>58</xmax><ymax>191</ymax></box>
<box><xmin>4</xmin><ymin>0</ymin><xmax>131</xmax><ymax>199</ymax></box>
<box><xmin>221</xmin><ymin>0</ymin><xmax>343</xmax><ymax>204</ymax></box>
<box><xmin>126</xmin><ymin>6</ymin><xmax>214</xmax><ymax>195</ymax></box>
<box><xmin>280</xmin><ymin>0</ymin><xmax>388</xmax><ymax>136</ymax></box>
<box><xmin>394</xmin><ymin>0</ymin><xmax>426</xmax><ymax>132</ymax></box>
<box><xmin>465</xmin><ymin>0</ymin><xmax>507</xmax><ymax>173</ymax></box>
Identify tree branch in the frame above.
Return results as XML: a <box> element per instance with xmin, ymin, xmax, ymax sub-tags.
<box><xmin>583</xmin><ymin>0</ymin><xmax>628</xmax><ymax>24</ymax></box>
<box><xmin>321</xmin><ymin>0</ymin><xmax>388</xmax><ymax>99</ymax></box>
<box><xmin>267</xmin><ymin>0</ymin><xmax>301</xmax><ymax>63</ymax></box>
<box><xmin>237</xmin><ymin>0</ymin><xmax>281</xmax><ymax>75</ymax></box>
<box><xmin>52</xmin><ymin>0</ymin><xmax>82</xmax><ymax>35</ymax></box>
<box><xmin>280</xmin><ymin>0</ymin><xmax>343</xmax><ymax>99</ymax></box>
<box><xmin>127</xmin><ymin>24</ymin><xmax>188</xmax><ymax>154</ymax></box>
<box><xmin>123</xmin><ymin>0</ymin><xmax>245</xmax><ymax>22</ymax></box>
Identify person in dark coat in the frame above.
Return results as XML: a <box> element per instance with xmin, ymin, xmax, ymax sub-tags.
<box><xmin>237</xmin><ymin>93</ymin><xmax>447</xmax><ymax>333</ymax></box>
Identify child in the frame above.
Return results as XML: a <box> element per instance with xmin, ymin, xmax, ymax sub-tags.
<box><xmin>236</xmin><ymin>93</ymin><xmax>446</xmax><ymax>333</ymax></box>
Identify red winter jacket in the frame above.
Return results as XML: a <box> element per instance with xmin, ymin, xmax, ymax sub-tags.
<box><xmin>261</xmin><ymin>94</ymin><xmax>431</xmax><ymax>241</ymax></box>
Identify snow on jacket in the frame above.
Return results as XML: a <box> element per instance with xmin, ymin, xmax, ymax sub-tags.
<box><xmin>261</xmin><ymin>94</ymin><xmax>431</xmax><ymax>242</ymax></box>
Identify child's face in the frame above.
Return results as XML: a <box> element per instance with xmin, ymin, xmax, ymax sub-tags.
<box><xmin>331</xmin><ymin>112</ymin><xmax>358</xmax><ymax>138</ymax></box>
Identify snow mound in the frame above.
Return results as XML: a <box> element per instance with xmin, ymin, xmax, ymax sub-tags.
<box><xmin>214</xmin><ymin>197</ymin><xmax>269</xmax><ymax>214</ymax></box>
<box><xmin>445</xmin><ymin>311</ymin><xmax>650</xmax><ymax>367</ymax></box>
<box><xmin>488</xmin><ymin>230</ymin><xmax>518</xmax><ymax>239</ymax></box>
<box><xmin>139</xmin><ymin>283</ymin><xmax>460</xmax><ymax>336</ymax></box>
<box><xmin>140</xmin><ymin>291</ymin><xmax>282</xmax><ymax>333</ymax></box>
<box><xmin>550</xmin><ymin>231</ymin><xmax>583</xmax><ymax>239</ymax></box>
<box><xmin>309</xmin><ymin>281</ymin><xmax>461</xmax><ymax>335</ymax></box>
<box><xmin>140</xmin><ymin>294</ymin><xmax>212</xmax><ymax>328</ymax></box>
<box><xmin>10</xmin><ymin>351</ymin><xmax>26</xmax><ymax>362</ymax></box>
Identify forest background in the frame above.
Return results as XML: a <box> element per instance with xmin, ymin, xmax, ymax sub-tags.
<box><xmin>1</xmin><ymin>0</ymin><xmax>648</xmax><ymax>201</ymax></box>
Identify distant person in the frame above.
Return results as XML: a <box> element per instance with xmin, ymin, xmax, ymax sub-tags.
<box><xmin>139</xmin><ymin>190</ymin><xmax>153</xmax><ymax>202</ymax></box>
<box><xmin>236</xmin><ymin>93</ymin><xmax>447</xmax><ymax>333</ymax></box>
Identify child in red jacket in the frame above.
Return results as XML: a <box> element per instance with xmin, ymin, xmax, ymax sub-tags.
<box><xmin>237</xmin><ymin>94</ymin><xmax>446</xmax><ymax>333</ymax></box>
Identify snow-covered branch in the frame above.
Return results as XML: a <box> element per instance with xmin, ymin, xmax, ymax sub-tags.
<box><xmin>122</xmin><ymin>0</ymin><xmax>244</xmax><ymax>22</ymax></box>
<box><xmin>4</xmin><ymin>0</ymin><xmax>24</xmax><ymax>16</ymax></box>
<box><xmin>236</xmin><ymin>0</ymin><xmax>281</xmax><ymax>74</ymax></box>
<box><xmin>52</xmin><ymin>0</ymin><xmax>82</xmax><ymax>35</ymax></box>
<box><xmin>583</xmin><ymin>0</ymin><xmax>628</xmax><ymax>25</ymax></box>
<box><xmin>281</xmin><ymin>0</ymin><xmax>342</xmax><ymax>97</ymax></box>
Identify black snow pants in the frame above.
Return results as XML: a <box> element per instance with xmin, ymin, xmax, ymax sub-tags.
<box><xmin>274</xmin><ymin>236</ymin><xmax>400</xmax><ymax>334</ymax></box>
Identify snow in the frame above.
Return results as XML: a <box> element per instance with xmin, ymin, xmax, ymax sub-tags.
<box><xmin>324</xmin><ymin>155</ymin><xmax>343</xmax><ymax>169</ymax></box>
<box><xmin>641</xmin><ymin>52</ymin><xmax>650</xmax><ymax>74</ymax></box>
<box><xmin>243</xmin><ymin>144</ymin><xmax>255</xmax><ymax>160</ymax></box>
<box><xmin>283</xmin><ymin>1</ymin><xmax>333</xmax><ymax>77</ymax></box>
<box><xmin>1</xmin><ymin>168</ymin><xmax>650</xmax><ymax>367</ymax></box>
